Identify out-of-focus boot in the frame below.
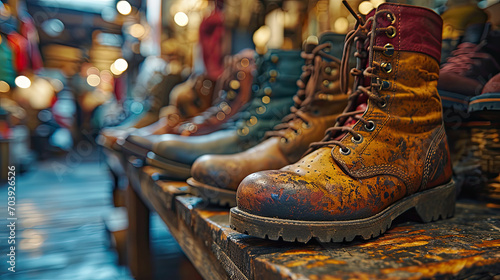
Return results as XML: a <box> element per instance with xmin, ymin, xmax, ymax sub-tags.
<box><xmin>145</xmin><ymin>49</ymin><xmax>305</xmax><ymax>180</ymax></box>
<box><xmin>438</xmin><ymin>24</ymin><xmax>500</xmax><ymax>114</ymax></box>
<box><xmin>120</xmin><ymin>49</ymin><xmax>256</xmax><ymax>159</ymax></box>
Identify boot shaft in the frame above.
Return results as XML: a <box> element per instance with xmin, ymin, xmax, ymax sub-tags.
<box><xmin>364</xmin><ymin>3</ymin><xmax>444</xmax><ymax>130</ymax></box>
<box><xmin>177</xmin><ymin>49</ymin><xmax>256</xmax><ymax>136</ymax></box>
<box><xmin>235</xmin><ymin>49</ymin><xmax>304</xmax><ymax>143</ymax></box>
<box><xmin>327</xmin><ymin>3</ymin><xmax>452</xmax><ymax>194</ymax></box>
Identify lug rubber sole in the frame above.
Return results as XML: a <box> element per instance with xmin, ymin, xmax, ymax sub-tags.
<box><xmin>187</xmin><ymin>178</ymin><xmax>237</xmax><ymax>207</ymax></box>
<box><xmin>438</xmin><ymin>90</ymin><xmax>470</xmax><ymax>112</ymax></box>
<box><xmin>230</xmin><ymin>181</ymin><xmax>456</xmax><ymax>243</ymax></box>
<box><xmin>146</xmin><ymin>152</ymin><xmax>192</xmax><ymax>180</ymax></box>
<box><xmin>468</xmin><ymin>93</ymin><xmax>500</xmax><ymax>121</ymax></box>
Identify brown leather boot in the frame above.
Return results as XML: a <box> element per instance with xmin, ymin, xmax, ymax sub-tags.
<box><xmin>230</xmin><ymin>3</ymin><xmax>455</xmax><ymax>243</ymax></box>
<box><xmin>188</xmin><ymin>32</ymin><xmax>348</xmax><ymax>206</ymax></box>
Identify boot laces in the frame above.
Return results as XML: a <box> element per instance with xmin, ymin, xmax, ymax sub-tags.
<box><xmin>309</xmin><ymin>3</ymin><xmax>394</xmax><ymax>154</ymax></box>
<box><xmin>265</xmin><ymin>43</ymin><xmax>340</xmax><ymax>142</ymax></box>
<box><xmin>441</xmin><ymin>42</ymin><xmax>487</xmax><ymax>75</ymax></box>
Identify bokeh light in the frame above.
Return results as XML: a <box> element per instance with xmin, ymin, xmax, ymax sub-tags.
<box><xmin>116</xmin><ymin>0</ymin><xmax>132</xmax><ymax>15</ymax></box>
<box><xmin>174</xmin><ymin>12</ymin><xmax>189</xmax><ymax>27</ymax></box>
<box><xmin>15</xmin><ymin>76</ymin><xmax>31</xmax><ymax>89</ymax></box>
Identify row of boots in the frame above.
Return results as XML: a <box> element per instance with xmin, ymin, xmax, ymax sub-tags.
<box><xmin>100</xmin><ymin>2</ymin><xmax>494</xmax><ymax>243</ymax></box>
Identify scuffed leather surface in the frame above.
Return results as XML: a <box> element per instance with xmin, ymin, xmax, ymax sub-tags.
<box><xmin>237</xmin><ymin>50</ymin><xmax>453</xmax><ymax>221</ymax></box>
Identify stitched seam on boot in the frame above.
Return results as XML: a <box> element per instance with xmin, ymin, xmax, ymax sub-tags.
<box><xmin>419</xmin><ymin>125</ymin><xmax>446</xmax><ymax>192</ymax></box>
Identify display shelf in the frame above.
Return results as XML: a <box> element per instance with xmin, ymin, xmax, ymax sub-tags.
<box><xmin>126</xmin><ymin>162</ymin><xmax>500</xmax><ymax>280</ymax></box>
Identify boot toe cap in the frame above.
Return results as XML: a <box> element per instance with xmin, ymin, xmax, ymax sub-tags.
<box><xmin>191</xmin><ymin>155</ymin><xmax>241</xmax><ymax>190</ymax></box>
<box><xmin>236</xmin><ymin>171</ymin><xmax>334</xmax><ymax>221</ymax></box>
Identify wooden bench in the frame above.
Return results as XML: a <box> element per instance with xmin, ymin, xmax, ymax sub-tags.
<box><xmin>125</xmin><ymin>161</ymin><xmax>500</xmax><ymax>280</ymax></box>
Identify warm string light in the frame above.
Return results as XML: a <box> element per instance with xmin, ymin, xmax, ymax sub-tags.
<box><xmin>174</xmin><ymin>12</ymin><xmax>189</xmax><ymax>27</ymax></box>
<box><xmin>116</xmin><ymin>0</ymin><xmax>132</xmax><ymax>15</ymax></box>
<box><xmin>15</xmin><ymin>76</ymin><xmax>31</xmax><ymax>89</ymax></box>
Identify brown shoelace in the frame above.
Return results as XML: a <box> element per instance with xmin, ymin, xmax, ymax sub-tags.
<box><xmin>264</xmin><ymin>43</ymin><xmax>340</xmax><ymax>141</ymax></box>
<box><xmin>309</xmin><ymin>3</ymin><xmax>395</xmax><ymax>155</ymax></box>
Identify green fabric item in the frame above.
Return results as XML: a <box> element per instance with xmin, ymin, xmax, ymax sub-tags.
<box><xmin>0</xmin><ymin>34</ymin><xmax>16</xmax><ymax>87</ymax></box>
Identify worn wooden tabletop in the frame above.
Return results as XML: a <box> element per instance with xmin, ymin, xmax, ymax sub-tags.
<box><xmin>128</xmin><ymin>164</ymin><xmax>500</xmax><ymax>280</ymax></box>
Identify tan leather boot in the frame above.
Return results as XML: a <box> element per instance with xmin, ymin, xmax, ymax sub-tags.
<box><xmin>230</xmin><ymin>3</ymin><xmax>455</xmax><ymax>243</ymax></box>
<box><xmin>188</xmin><ymin>32</ymin><xmax>349</xmax><ymax>206</ymax></box>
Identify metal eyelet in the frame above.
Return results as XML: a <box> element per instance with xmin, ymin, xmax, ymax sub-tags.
<box><xmin>294</xmin><ymin>129</ymin><xmax>302</xmax><ymax>135</ymax></box>
<box><xmin>237</xmin><ymin>71</ymin><xmax>246</xmax><ymax>80</ymax></box>
<box><xmin>378</xmin><ymin>99</ymin><xmax>387</xmax><ymax>108</ymax></box>
<box><xmin>386</xmin><ymin>26</ymin><xmax>396</xmax><ymax>38</ymax></box>
<box><xmin>238</xmin><ymin>126</ymin><xmax>249</xmax><ymax>136</ymax></box>
<box><xmin>378</xmin><ymin>79</ymin><xmax>391</xmax><ymax>91</ymax></box>
<box><xmin>340</xmin><ymin>147</ymin><xmax>351</xmax><ymax>155</ymax></box>
<box><xmin>323</xmin><ymin>42</ymin><xmax>333</xmax><ymax>53</ymax></box>
<box><xmin>280</xmin><ymin>137</ymin><xmax>289</xmax><ymax>144</ymax></box>
<box><xmin>380</xmin><ymin>62</ymin><xmax>392</xmax><ymax>73</ymax></box>
<box><xmin>383</xmin><ymin>44</ymin><xmax>394</xmax><ymax>57</ymax></box>
<box><xmin>256</xmin><ymin>106</ymin><xmax>266</xmax><ymax>114</ymax></box>
<box><xmin>351</xmin><ymin>134</ymin><xmax>363</xmax><ymax>144</ymax></box>
<box><xmin>202</xmin><ymin>80</ymin><xmax>213</xmax><ymax>88</ymax></box>
<box><xmin>386</xmin><ymin>13</ymin><xmax>396</xmax><ymax>24</ymax></box>
<box><xmin>241</xmin><ymin>58</ymin><xmax>250</xmax><ymax>67</ymax></box>
<box><xmin>216</xmin><ymin>112</ymin><xmax>226</xmax><ymax>121</ymax></box>
<box><xmin>302</xmin><ymin>122</ymin><xmax>311</xmax><ymax>129</ymax></box>
<box><xmin>364</xmin><ymin>121</ymin><xmax>376</xmax><ymax>132</ymax></box>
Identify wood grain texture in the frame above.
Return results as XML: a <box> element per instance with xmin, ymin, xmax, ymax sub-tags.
<box><xmin>133</xmin><ymin>166</ymin><xmax>500</xmax><ymax>280</ymax></box>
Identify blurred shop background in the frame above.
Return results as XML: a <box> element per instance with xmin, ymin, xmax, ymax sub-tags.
<box><xmin>0</xmin><ymin>0</ymin><xmax>498</xmax><ymax>279</ymax></box>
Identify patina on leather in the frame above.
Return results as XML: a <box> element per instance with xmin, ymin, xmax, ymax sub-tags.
<box><xmin>190</xmin><ymin>32</ymin><xmax>349</xmax><ymax>191</ymax></box>
<box><xmin>235</xmin><ymin>3</ymin><xmax>453</xmax><ymax>222</ymax></box>
<box><xmin>147</xmin><ymin>49</ymin><xmax>304</xmax><ymax>177</ymax></box>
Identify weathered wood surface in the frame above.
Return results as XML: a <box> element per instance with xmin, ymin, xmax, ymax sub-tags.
<box><xmin>134</xmin><ymin>165</ymin><xmax>500</xmax><ymax>280</ymax></box>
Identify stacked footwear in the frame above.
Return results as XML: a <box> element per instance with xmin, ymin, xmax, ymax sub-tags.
<box><xmin>438</xmin><ymin>23</ymin><xmax>500</xmax><ymax>114</ymax></box>
<box><xmin>440</xmin><ymin>4</ymin><xmax>487</xmax><ymax>64</ymax></box>
<box><xmin>97</xmin><ymin>72</ymin><xmax>185</xmax><ymax>152</ymax></box>
<box><xmin>187</xmin><ymin>32</ymin><xmax>348</xmax><ymax>206</ymax></box>
<box><xmin>120</xmin><ymin>49</ymin><xmax>257</xmax><ymax>160</ymax></box>
<box><xmin>229</xmin><ymin>2</ymin><xmax>456</xmax><ymax>243</ymax></box>
<box><xmin>143</xmin><ymin>49</ymin><xmax>305</xmax><ymax>180</ymax></box>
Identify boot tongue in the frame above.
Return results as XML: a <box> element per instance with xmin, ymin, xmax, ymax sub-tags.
<box><xmin>319</xmin><ymin>32</ymin><xmax>345</xmax><ymax>60</ymax></box>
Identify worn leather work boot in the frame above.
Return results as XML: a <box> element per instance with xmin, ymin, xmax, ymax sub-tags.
<box><xmin>230</xmin><ymin>3</ymin><xmax>455</xmax><ymax>243</ymax></box>
<box><xmin>144</xmin><ymin>49</ymin><xmax>304</xmax><ymax>180</ymax></box>
<box><xmin>120</xmin><ymin>49</ymin><xmax>256</xmax><ymax>159</ymax></box>
<box><xmin>438</xmin><ymin>23</ymin><xmax>500</xmax><ymax>113</ymax></box>
<box><xmin>187</xmin><ymin>32</ymin><xmax>348</xmax><ymax>206</ymax></box>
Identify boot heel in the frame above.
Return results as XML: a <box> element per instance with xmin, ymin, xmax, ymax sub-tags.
<box><xmin>414</xmin><ymin>181</ymin><xmax>456</xmax><ymax>223</ymax></box>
